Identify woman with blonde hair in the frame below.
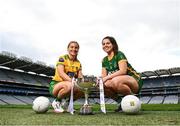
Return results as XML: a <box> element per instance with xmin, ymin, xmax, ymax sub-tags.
<box><xmin>49</xmin><ymin>41</ymin><xmax>83</xmax><ymax>113</ymax></box>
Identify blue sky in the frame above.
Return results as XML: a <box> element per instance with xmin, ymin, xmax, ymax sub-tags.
<box><xmin>0</xmin><ymin>0</ymin><xmax>179</xmax><ymax>76</ymax></box>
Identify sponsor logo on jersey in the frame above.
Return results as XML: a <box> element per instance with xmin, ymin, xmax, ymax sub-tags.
<box><xmin>59</xmin><ymin>58</ymin><xmax>64</xmax><ymax>62</ymax></box>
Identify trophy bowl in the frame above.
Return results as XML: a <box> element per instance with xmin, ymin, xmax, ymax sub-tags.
<box><xmin>75</xmin><ymin>77</ymin><xmax>96</xmax><ymax>115</ymax></box>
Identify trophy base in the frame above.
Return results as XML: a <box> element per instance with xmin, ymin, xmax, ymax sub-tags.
<box><xmin>79</xmin><ymin>105</ymin><xmax>93</xmax><ymax>115</ymax></box>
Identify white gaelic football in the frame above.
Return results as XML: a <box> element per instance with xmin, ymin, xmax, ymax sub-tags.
<box><xmin>32</xmin><ymin>96</ymin><xmax>50</xmax><ymax>113</ymax></box>
<box><xmin>121</xmin><ymin>95</ymin><xmax>141</xmax><ymax>114</ymax></box>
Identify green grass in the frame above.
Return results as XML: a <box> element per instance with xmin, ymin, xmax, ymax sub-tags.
<box><xmin>0</xmin><ymin>104</ymin><xmax>180</xmax><ymax>125</ymax></box>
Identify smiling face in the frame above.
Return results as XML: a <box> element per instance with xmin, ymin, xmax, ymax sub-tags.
<box><xmin>67</xmin><ymin>41</ymin><xmax>79</xmax><ymax>58</ymax></box>
<box><xmin>102</xmin><ymin>38</ymin><xmax>113</xmax><ymax>54</ymax></box>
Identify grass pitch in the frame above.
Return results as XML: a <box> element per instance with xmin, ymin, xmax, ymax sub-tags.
<box><xmin>0</xmin><ymin>104</ymin><xmax>180</xmax><ymax>125</ymax></box>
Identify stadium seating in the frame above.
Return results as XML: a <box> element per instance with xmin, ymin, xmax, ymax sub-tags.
<box><xmin>148</xmin><ymin>96</ymin><xmax>164</xmax><ymax>104</ymax></box>
<box><xmin>163</xmin><ymin>95</ymin><xmax>179</xmax><ymax>104</ymax></box>
<box><xmin>0</xmin><ymin>94</ymin><xmax>27</xmax><ymax>105</ymax></box>
<box><xmin>139</xmin><ymin>96</ymin><xmax>151</xmax><ymax>104</ymax></box>
<box><xmin>0</xmin><ymin>51</ymin><xmax>179</xmax><ymax>105</ymax></box>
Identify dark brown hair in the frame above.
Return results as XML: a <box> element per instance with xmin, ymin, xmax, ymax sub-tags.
<box><xmin>102</xmin><ymin>36</ymin><xmax>119</xmax><ymax>54</ymax></box>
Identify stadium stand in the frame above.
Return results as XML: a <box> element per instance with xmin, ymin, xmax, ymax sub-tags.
<box><xmin>140</xmin><ymin>68</ymin><xmax>180</xmax><ymax>104</ymax></box>
<box><xmin>0</xmin><ymin>51</ymin><xmax>179</xmax><ymax>105</ymax></box>
<box><xmin>163</xmin><ymin>95</ymin><xmax>179</xmax><ymax>104</ymax></box>
<box><xmin>0</xmin><ymin>51</ymin><xmax>52</xmax><ymax>105</ymax></box>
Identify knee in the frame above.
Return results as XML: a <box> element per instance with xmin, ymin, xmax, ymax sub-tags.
<box><xmin>52</xmin><ymin>86</ymin><xmax>59</xmax><ymax>97</ymax></box>
<box><xmin>116</xmin><ymin>84</ymin><xmax>131</xmax><ymax>95</ymax></box>
<box><xmin>132</xmin><ymin>85</ymin><xmax>139</xmax><ymax>94</ymax></box>
<box><xmin>52</xmin><ymin>91</ymin><xmax>57</xmax><ymax>97</ymax></box>
<box><xmin>131</xmin><ymin>80</ymin><xmax>139</xmax><ymax>94</ymax></box>
<box><xmin>121</xmin><ymin>89</ymin><xmax>131</xmax><ymax>95</ymax></box>
<box><xmin>52</xmin><ymin>84</ymin><xmax>70</xmax><ymax>96</ymax></box>
<box><xmin>63</xmin><ymin>84</ymin><xmax>71</xmax><ymax>93</ymax></box>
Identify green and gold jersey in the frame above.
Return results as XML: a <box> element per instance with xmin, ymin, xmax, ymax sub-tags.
<box><xmin>102</xmin><ymin>51</ymin><xmax>141</xmax><ymax>81</ymax></box>
<box><xmin>52</xmin><ymin>54</ymin><xmax>82</xmax><ymax>82</ymax></box>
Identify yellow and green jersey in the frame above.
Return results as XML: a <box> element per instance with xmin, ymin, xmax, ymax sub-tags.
<box><xmin>102</xmin><ymin>51</ymin><xmax>141</xmax><ymax>81</ymax></box>
<box><xmin>52</xmin><ymin>54</ymin><xmax>82</xmax><ymax>82</ymax></box>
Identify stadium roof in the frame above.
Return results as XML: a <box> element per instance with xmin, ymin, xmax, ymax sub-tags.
<box><xmin>0</xmin><ymin>51</ymin><xmax>54</xmax><ymax>76</ymax></box>
<box><xmin>0</xmin><ymin>51</ymin><xmax>180</xmax><ymax>78</ymax></box>
<box><xmin>141</xmin><ymin>67</ymin><xmax>180</xmax><ymax>78</ymax></box>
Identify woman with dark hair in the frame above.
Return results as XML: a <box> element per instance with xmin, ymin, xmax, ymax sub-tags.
<box><xmin>49</xmin><ymin>41</ymin><xmax>84</xmax><ymax>113</ymax></box>
<box><xmin>101</xmin><ymin>36</ymin><xmax>143</xmax><ymax>111</ymax></box>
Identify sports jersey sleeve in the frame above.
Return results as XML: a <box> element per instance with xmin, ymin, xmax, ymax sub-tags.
<box><xmin>116</xmin><ymin>51</ymin><xmax>127</xmax><ymax>62</ymax></box>
<box><xmin>102</xmin><ymin>57</ymin><xmax>107</xmax><ymax>67</ymax></box>
<box><xmin>56</xmin><ymin>56</ymin><xmax>65</xmax><ymax>66</ymax></box>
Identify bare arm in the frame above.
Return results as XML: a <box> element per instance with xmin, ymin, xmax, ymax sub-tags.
<box><xmin>101</xmin><ymin>67</ymin><xmax>109</xmax><ymax>83</ymax></box>
<box><xmin>57</xmin><ymin>64</ymin><xmax>72</xmax><ymax>82</ymax></box>
<box><xmin>101</xmin><ymin>67</ymin><xmax>107</xmax><ymax>78</ymax></box>
<box><xmin>103</xmin><ymin>60</ymin><xmax>127</xmax><ymax>82</ymax></box>
<box><xmin>77</xmin><ymin>69</ymin><xmax>83</xmax><ymax>78</ymax></box>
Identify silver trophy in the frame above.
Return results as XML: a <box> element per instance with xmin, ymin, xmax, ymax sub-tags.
<box><xmin>75</xmin><ymin>77</ymin><xmax>96</xmax><ymax>115</ymax></box>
